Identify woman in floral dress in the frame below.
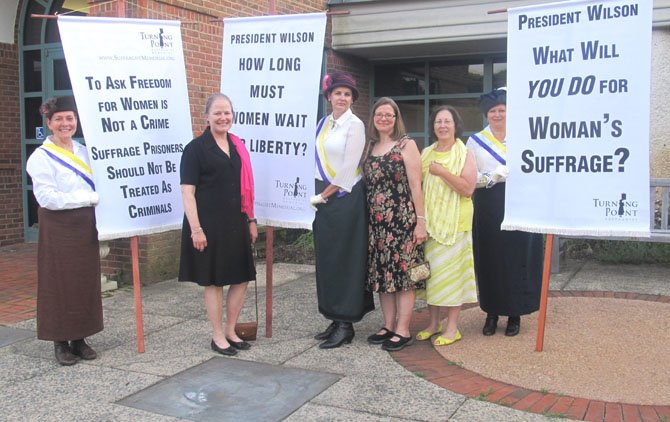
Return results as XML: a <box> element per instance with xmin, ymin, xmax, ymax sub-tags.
<box><xmin>364</xmin><ymin>97</ymin><xmax>428</xmax><ymax>352</ymax></box>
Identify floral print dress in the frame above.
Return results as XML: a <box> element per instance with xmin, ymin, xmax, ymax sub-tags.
<box><xmin>364</xmin><ymin>143</ymin><xmax>425</xmax><ymax>293</ymax></box>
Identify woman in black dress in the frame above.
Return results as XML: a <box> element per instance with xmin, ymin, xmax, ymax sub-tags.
<box><xmin>310</xmin><ymin>72</ymin><xmax>374</xmax><ymax>349</ymax></box>
<box><xmin>466</xmin><ymin>88</ymin><xmax>543</xmax><ymax>336</ymax></box>
<box><xmin>179</xmin><ymin>93</ymin><xmax>257</xmax><ymax>356</ymax></box>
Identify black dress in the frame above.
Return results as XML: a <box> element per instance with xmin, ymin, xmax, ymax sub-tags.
<box><xmin>313</xmin><ymin>179</ymin><xmax>374</xmax><ymax>322</ymax></box>
<box><xmin>472</xmin><ymin>182</ymin><xmax>543</xmax><ymax>316</ymax></box>
<box><xmin>178</xmin><ymin>128</ymin><xmax>256</xmax><ymax>286</ymax></box>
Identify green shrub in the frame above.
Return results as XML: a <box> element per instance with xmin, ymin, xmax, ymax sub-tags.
<box><xmin>292</xmin><ymin>231</ymin><xmax>314</xmax><ymax>251</ymax></box>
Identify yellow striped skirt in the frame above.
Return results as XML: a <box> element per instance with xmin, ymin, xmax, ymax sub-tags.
<box><xmin>424</xmin><ymin>231</ymin><xmax>478</xmax><ymax>307</ymax></box>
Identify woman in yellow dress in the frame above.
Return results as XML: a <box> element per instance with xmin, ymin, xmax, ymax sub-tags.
<box><xmin>415</xmin><ymin>105</ymin><xmax>478</xmax><ymax>346</ymax></box>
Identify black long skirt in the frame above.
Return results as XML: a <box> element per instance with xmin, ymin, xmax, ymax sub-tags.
<box><xmin>37</xmin><ymin>207</ymin><xmax>103</xmax><ymax>341</ymax></box>
<box><xmin>472</xmin><ymin>183</ymin><xmax>543</xmax><ymax>316</ymax></box>
<box><xmin>313</xmin><ymin>180</ymin><xmax>374</xmax><ymax>322</ymax></box>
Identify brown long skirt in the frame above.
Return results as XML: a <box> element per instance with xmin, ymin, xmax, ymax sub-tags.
<box><xmin>37</xmin><ymin>207</ymin><xmax>103</xmax><ymax>341</ymax></box>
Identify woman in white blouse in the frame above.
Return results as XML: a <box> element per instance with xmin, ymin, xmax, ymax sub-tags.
<box><xmin>310</xmin><ymin>72</ymin><xmax>374</xmax><ymax>349</ymax></box>
<box><xmin>466</xmin><ymin>88</ymin><xmax>543</xmax><ymax>337</ymax></box>
<box><xmin>26</xmin><ymin>97</ymin><xmax>102</xmax><ymax>365</ymax></box>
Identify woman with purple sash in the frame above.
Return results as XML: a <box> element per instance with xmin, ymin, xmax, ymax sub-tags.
<box><xmin>310</xmin><ymin>72</ymin><xmax>374</xmax><ymax>349</ymax></box>
<box><xmin>466</xmin><ymin>88</ymin><xmax>543</xmax><ymax>337</ymax></box>
<box><xmin>26</xmin><ymin>97</ymin><xmax>103</xmax><ymax>365</ymax></box>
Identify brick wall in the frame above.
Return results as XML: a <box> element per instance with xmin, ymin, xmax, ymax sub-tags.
<box><xmin>0</xmin><ymin>40</ymin><xmax>23</xmax><ymax>246</ymax></box>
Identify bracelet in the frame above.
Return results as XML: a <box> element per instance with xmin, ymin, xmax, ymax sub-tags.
<box><xmin>247</xmin><ymin>218</ymin><xmax>257</xmax><ymax>224</ymax></box>
<box><xmin>416</xmin><ymin>215</ymin><xmax>426</xmax><ymax>220</ymax></box>
<box><xmin>190</xmin><ymin>227</ymin><xmax>203</xmax><ymax>238</ymax></box>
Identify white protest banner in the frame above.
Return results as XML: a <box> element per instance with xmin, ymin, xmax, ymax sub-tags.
<box><xmin>58</xmin><ymin>16</ymin><xmax>191</xmax><ymax>240</ymax></box>
<box><xmin>221</xmin><ymin>13</ymin><xmax>327</xmax><ymax>229</ymax></box>
<box><xmin>502</xmin><ymin>0</ymin><xmax>651</xmax><ymax>237</ymax></box>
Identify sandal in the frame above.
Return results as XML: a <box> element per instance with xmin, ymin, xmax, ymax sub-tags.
<box><xmin>367</xmin><ymin>327</ymin><xmax>395</xmax><ymax>345</ymax></box>
<box><xmin>415</xmin><ymin>323</ymin><xmax>443</xmax><ymax>341</ymax></box>
<box><xmin>433</xmin><ymin>330</ymin><xmax>462</xmax><ymax>347</ymax></box>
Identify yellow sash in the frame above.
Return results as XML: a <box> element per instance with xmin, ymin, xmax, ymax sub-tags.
<box><xmin>480</xmin><ymin>129</ymin><xmax>506</xmax><ymax>156</ymax></box>
<box><xmin>316</xmin><ymin>118</ymin><xmax>337</xmax><ymax>179</ymax></box>
<box><xmin>42</xmin><ymin>143</ymin><xmax>93</xmax><ymax>176</ymax></box>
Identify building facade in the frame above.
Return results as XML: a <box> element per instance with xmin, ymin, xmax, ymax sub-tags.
<box><xmin>1</xmin><ymin>0</ymin><xmax>668</xmax><ymax>282</ymax></box>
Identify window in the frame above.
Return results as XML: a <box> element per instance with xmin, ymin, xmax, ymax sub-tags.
<box><xmin>374</xmin><ymin>62</ymin><xmax>425</xmax><ymax>96</ymax></box>
<box><xmin>430</xmin><ymin>60</ymin><xmax>484</xmax><ymax>94</ymax></box>
<box><xmin>373</xmin><ymin>56</ymin><xmax>506</xmax><ymax>148</ymax></box>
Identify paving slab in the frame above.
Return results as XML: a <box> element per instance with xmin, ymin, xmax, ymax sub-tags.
<box><xmin>283</xmin><ymin>340</ymin><xmax>410</xmax><ymax>378</ymax></box>
<box><xmin>10</xmin><ymin>312</ymin><xmax>186</xmax><ymax>362</ymax></box>
<box><xmin>448</xmin><ymin>398</ymin><xmax>564</xmax><ymax>421</ymax></box>
<box><xmin>0</xmin><ymin>353</ymin><xmax>58</xmax><ymax>389</ymax></box>
<box><xmin>285</xmin><ymin>403</ymin><xmax>415</xmax><ymax>421</ymax></box>
<box><xmin>0</xmin><ymin>325</ymin><xmax>33</xmax><ymax>348</ymax></box>
<box><xmin>119</xmin><ymin>357</ymin><xmax>340</xmax><ymax>422</ymax></box>
<box><xmin>93</xmin><ymin>319</ymin><xmax>215</xmax><ymax>376</ymax></box>
<box><xmin>2</xmin><ymin>362</ymin><xmax>163</xmax><ymax>416</ymax></box>
<box><xmin>6</xmin><ymin>397</ymin><xmax>182</xmax><ymax>421</ymax></box>
<box><xmin>309</xmin><ymin>373</ymin><xmax>466</xmax><ymax>421</ymax></box>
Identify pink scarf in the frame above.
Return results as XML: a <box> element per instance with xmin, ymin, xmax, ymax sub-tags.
<box><xmin>229</xmin><ymin>132</ymin><xmax>255</xmax><ymax>219</ymax></box>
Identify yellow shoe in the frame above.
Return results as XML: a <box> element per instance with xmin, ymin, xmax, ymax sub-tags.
<box><xmin>433</xmin><ymin>330</ymin><xmax>462</xmax><ymax>347</ymax></box>
<box><xmin>415</xmin><ymin>323</ymin><xmax>443</xmax><ymax>341</ymax></box>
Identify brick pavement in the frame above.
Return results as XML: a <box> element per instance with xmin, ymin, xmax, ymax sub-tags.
<box><xmin>0</xmin><ymin>243</ymin><xmax>37</xmax><ymax>324</ymax></box>
<box><xmin>393</xmin><ymin>295</ymin><xmax>670</xmax><ymax>422</ymax></box>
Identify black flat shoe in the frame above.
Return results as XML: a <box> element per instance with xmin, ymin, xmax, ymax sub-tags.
<box><xmin>211</xmin><ymin>339</ymin><xmax>237</xmax><ymax>356</ymax></box>
<box><xmin>319</xmin><ymin>322</ymin><xmax>354</xmax><ymax>349</ymax></box>
<box><xmin>505</xmin><ymin>317</ymin><xmax>520</xmax><ymax>337</ymax></box>
<box><xmin>482</xmin><ymin>315</ymin><xmax>498</xmax><ymax>336</ymax></box>
<box><xmin>226</xmin><ymin>337</ymin><xmax>251</xmax><ymax>350</ymax></box>
<box><xmin>381</xmin><ymin>334</ymin><xmax>414</xmax><ymax>352</ymax></box>
<box><xmin>367</xmin><ymin>327</ymin><xmax>395</xmax><ymax>345</ymax></box>
<box><xmin>314</xmin><ymin>321</ymin><xmax>337</xmax><ymax>340</ymax></box>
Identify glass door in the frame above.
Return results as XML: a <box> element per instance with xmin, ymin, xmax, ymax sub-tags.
<box><xmin>23</xmin><ymin>48</ymin><xmax>78</xmax><ymax>241</ymax></box>
<box><xmin>21</xmin><ymin>0</ymin><xmax>87</xmax><ymax>241</ymax></box>
<box><xmin>44</xmin><ymin>48</ymin><xmax>80</xmax><ymax>139</ymax></box>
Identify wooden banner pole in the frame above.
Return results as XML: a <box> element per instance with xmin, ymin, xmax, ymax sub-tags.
<box><xmin>535</xmin><ymin>233</ymin><xmax>554</xmax><ymax>352</ymax></box>
<box><xmin>265</xmin><ymin>228</ymin><xmax>274</xmax><ymax>337</ymax></box>
<box><xmin>130</xmin><ymin>236</ymin><xmax>145</xmax><ymax>353</ymax></box>
<box><xmin>263</xmin><ymin>0</ymin><xmax>277</xmax><ymax>339</ymax></box>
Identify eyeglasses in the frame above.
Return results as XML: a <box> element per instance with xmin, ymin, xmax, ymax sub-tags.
<box><xmin>374</xmin><ymin>113</ymin><xmax>396</xmax><ymax>120</ymax></box>
<box><xmin>434</xmin><ymin>119</ymin><xmax>454</xmax><ymax>125</ymax></box>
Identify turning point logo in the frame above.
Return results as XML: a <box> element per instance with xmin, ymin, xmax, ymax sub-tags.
<box><xmin>140</xmin><ymin>28</ymin><xmax>174</xmax><ymax>54</ymax></box>
<box><xmin>592</xmin><ymin>193</ymin><xmax>639</xmax><ymax>219</ymax></box>
<box><xmin>275</xmin><ymin>177</ymin><xmax>307</xmax><ymax>202</ymax></box>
